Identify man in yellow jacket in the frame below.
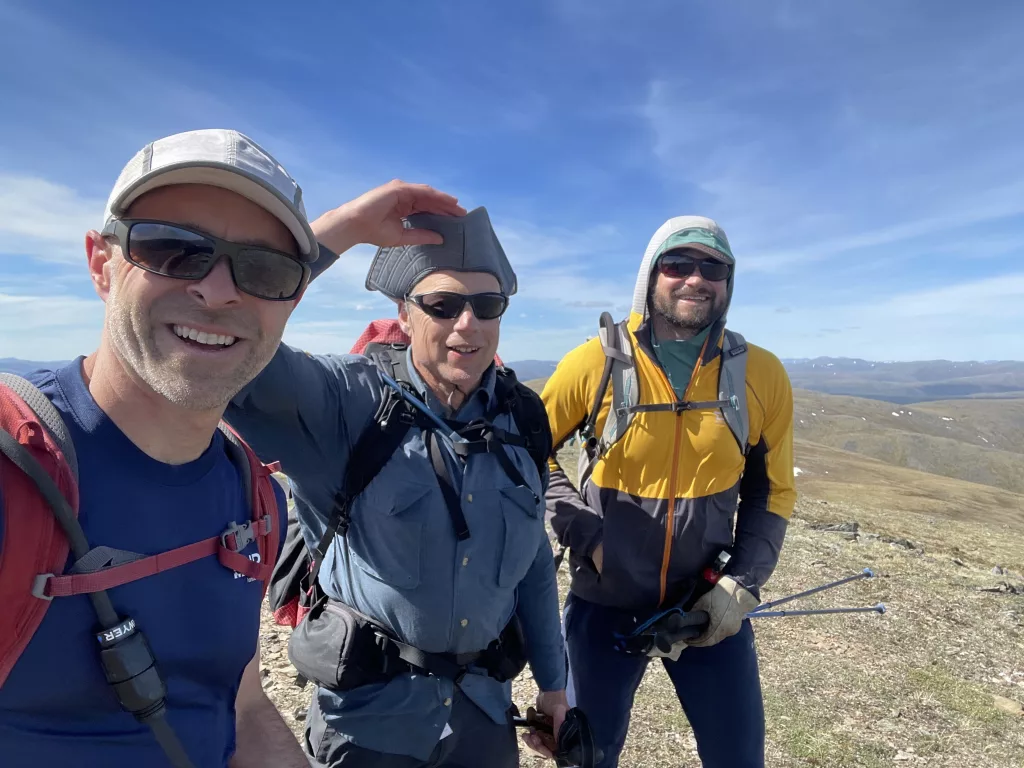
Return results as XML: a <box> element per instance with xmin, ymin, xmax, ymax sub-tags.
<box><xmin>540</xmin><ymin>216</ymin><xmax>796</xmax><ymax>768</ymax></box>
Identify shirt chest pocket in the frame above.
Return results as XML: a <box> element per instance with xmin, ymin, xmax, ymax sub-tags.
<box><xmin>347</xmin><ymin>483</ymin><xmax>432</xmax><ymax>591</ymax></box>
<box><xmin>497</xmin><ymin>484</ymin><xmax>542</xmax><ymax>588</ymax></box>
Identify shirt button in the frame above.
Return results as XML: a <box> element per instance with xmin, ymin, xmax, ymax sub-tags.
<box><xmin>462</xmin><ymin>556</ymin><xmax>469</xmax><ymax>567</ymax></box>
<box><xmin>460</xmin><ymin>619</ymin><xmax>468</xmax><ymax>628</ymax></box>
<box><xmin>466</xmin><ymin>493</ymin><xmax>473</xmax><ymax>502</ymax></box>
<box><xmin>444</xmin><ymin>698</ymin><xmax>452</xmax><ymax>707</ymax></box>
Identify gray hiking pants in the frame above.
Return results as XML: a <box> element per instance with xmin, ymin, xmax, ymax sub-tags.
<box><xmin>303</xmin><ymin>689</ymin><xmax>518</xmax><ymax>767</ymax></box>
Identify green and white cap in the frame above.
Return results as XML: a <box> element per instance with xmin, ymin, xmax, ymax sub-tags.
<box><xmin>653</xmin><ymin>222</ymin><xmax>734</xmax><ymax>265</ymax></box>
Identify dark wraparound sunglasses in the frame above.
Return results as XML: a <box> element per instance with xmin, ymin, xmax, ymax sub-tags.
<box><xmin>101</xmin><ymin>218</ymin><xmax>311</xmax><ymax>301</ymax></box>
<box><xmin>406</xmin><ymin>291</ymin><xmax>509</xmax><ymax>320</ymax></box>
<box><xmin>657</xmin><ymin>250</ymin><xmax>732</xmax><ymax>282</ymax></box>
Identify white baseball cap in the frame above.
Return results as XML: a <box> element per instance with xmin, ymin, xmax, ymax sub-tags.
<box><xmin>103</xmin><ymin>128</ymin><xmax>320</xmax><ymax>262</ymax></box>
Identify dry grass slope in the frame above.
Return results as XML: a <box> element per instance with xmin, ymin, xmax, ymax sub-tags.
<box><xmin>259</xmin><ymin>380</ymin><xmax>1024</xmax><ymax>767</ymax></box>
<box><xmin>259</xmin><ymin>483</ymin><xmax>1024</xmax><ymax>767</ymax></box>
<box><xmin>793</xmin><ymin>390</ymin><xmax>1024</xmax><ymax>494</ymax></box>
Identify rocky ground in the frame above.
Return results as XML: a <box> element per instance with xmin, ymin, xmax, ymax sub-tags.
<box><xmin>259</xmin><ymin>493</ymin><xmax>1024</xmax><ymax>767</ymax></box>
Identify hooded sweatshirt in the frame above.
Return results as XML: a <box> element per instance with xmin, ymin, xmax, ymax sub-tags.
<box><xmin>540</xmin><ymin>216</ymin><xmax>796</xmax><ymax>611</ymax></box>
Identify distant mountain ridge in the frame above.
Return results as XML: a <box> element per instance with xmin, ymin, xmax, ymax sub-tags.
<box><xmin>781</xmin><ymin>357</ymin><xmax>1024</xmax><ymax>402</ymax></box>
<box><xmin>510</xmin><ymin>355</ymin><xmax>1024</xmax><ymax>403</ymax></box>
<box><xmin>502</xmin><ymin>359</ymin><xmax>558</xmax><ymax>381</ymax></box>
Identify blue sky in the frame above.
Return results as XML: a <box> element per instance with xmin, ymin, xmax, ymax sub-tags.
<box><xmin>2</xmin><ymin>0</ymin><xmax>1023</xmax><ymax>364</ymax></box>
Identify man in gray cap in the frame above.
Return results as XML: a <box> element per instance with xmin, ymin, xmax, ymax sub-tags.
<box><xmin>0</xmin><ymin>127</ymin><xmax>467</xmax><ymax>768</ymax></box>
<box><xmin>223</xmin><ymin>206</ymin><xmax>570</xmax><ymax>767</ymax></box>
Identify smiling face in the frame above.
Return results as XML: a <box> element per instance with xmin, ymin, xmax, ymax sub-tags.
<box><xmin>398</xmin><ymin>270</ymin><xmax>502</xmax><ymax>405</ymax></box>
<box><xmin>649</xmin><ymin>249</ymin><xmax>730</xmax><ymax>338</ymax></box>
<box><xmin>89</xmin><ymin>184</ymin><xmax>300</xmax><ymax>411</ymax></box>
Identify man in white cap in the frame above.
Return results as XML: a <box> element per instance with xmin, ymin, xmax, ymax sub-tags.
<box><xmin>0</xmin><ymin>128</ymin><xmax>465</xmax><ymax>768</ymax></box>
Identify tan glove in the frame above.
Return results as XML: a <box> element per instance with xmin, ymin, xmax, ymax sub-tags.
<box><xmin>688</xmin><ymin>576</ymin><xmax>760</xmax><ymax>647</ymax></box>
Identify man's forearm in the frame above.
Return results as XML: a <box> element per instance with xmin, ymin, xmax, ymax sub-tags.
<box><xmin>730</xmin><ymin>506</ymin><xmax>788</xmax><ymax>596</ymax></box>
<box><xmin>516</xmin><ymin>537</ymin><xmax>568</xmax><ymax>692</ymax></box>
<box><xmin>310</xmin><ymin>206</ymin><xmax>370</xmax><ymax>257</ymax></box>
<box><xmin>231</xmin><ymin>691</ymin><xmax>307</xmax><ymax>768</ymax></box>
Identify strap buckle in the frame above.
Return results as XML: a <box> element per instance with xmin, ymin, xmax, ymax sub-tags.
<box><xmin>221</xmin><ymin>514</ymin><xmax>273</xmax><ymax>552</ymax></box>
<box><xmin>221</xmin><ymin>521</ymin><xmax>255</xmax><ymax>552</ymax></box>
<box><xmin>32</xmin><ymin>573</ymin><xmax>54</xmax><ymax>601</ymax></box>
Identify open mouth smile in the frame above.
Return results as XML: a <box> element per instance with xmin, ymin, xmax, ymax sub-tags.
<box><xmin>171</xmin><ymin>324</ymin><xmax>240</xmax><ymax>349</ymax></box>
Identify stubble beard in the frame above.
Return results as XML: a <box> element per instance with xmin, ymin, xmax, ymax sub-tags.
<box><xmin>105</xmin><ymin>278</ymin><xmax>279</xmax><ymax>412</ymax></box>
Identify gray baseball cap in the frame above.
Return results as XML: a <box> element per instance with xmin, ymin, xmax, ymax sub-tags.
<box><xmin>365</xmin><ymin>207</ymin><xmax>517</xmax><ymax>300</ymax></box>
<box><xmin>103</xmin><ymin>128</ymin><xmax>320</xmax><ymax>262</ymax></box>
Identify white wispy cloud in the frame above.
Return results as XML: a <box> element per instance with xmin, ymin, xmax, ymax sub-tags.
<box><xmin>0</xmin><ymin>174</ymin><xmax>106</xmax><ymax>262</ymax></box>
<box><xmin>638</xmin><ymin>14</ymin><xmax>1024</xmax><ymax>272</ymax></box>
<box><xmin>731</xmin><ymin>272</ymin><xmax>1024</xmax><ymax>361</ymax></box>
<box><xmin>0</xmin><ymin>292</ymin><xmax>104</xmax><ymax>359</ymax></box>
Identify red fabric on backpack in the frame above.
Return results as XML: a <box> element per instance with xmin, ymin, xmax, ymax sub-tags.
<box><xmin>350</xmin><ymin>319</ymin><xmax>412</xmax><ymax>354</ymax></box>
<box><xmin>0</xmin><ymin>382</ymin><xmax>79</xmax><ymax>686</ymax></box>
<box><xmin>0</xmin><ymin>383</ymin><xmax>281</xmax><ymax>687</ymax></box>
<box><xmin>219</xmin><ymin>421</ymin><xmax>281</xmax><ymax>595</ymax></box>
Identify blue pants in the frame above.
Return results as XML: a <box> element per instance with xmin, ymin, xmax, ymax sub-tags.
<box><xmin>563</xmin><ymin>593</ymin><xmax>765</xmax><ymax>768</ymax></box>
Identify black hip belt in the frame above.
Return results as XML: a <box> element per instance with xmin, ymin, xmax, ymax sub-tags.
<box><xmin>288</xmin><ymin>596</ymin><xmax>528</xmax><ymax>692</ymax></box>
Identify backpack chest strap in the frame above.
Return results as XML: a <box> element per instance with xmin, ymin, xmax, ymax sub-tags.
<box><xmin>34</xmin><ymin>515</ymin><xmax>275</xmax><ymax>599</ymax></box>
<box><xmin>628</xmin><ymin>397</ymin><xmax>738</xmax><ymax>414</ymax></box>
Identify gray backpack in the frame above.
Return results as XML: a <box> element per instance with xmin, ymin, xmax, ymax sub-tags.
<box><xmin>575</xmin><ymin>311</ymin><xmax>750</xmax><ymax>490</ymax></box>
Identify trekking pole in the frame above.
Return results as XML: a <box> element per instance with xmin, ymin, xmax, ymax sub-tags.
<box><xmin>749</xmin><ymin>603</ymin><xmax>886</xmax><ymax>619</ymax></box>
<box><xmin>750</xmin><ymin>568</ymin><xmax>874</xmax><ymax>613</ymax></box>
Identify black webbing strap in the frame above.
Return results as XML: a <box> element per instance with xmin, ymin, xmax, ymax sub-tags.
<box><xmin>387</xmin><ymin>635</ymin><xmax>483</xmax><ymax>682</ymax></box>
<box><xmin>312</xmin><ymin>391</ymin><xmax>416</xmax><ymax>572</ymax></box>
<box><xmin>427</xmin><ymin>431</ymin><xmax>471</xmax><ymax>541</ymax></box>
<box><xmin>448</xmin><ymin>422</ymin><xmax>538</xmax><ymax>503</ymax></box>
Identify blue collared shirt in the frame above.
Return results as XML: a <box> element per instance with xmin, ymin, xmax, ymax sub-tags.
<box><xmin>225</xmin><ymin>345</ymin><xmax>565</xmax><ymax>760</ymax></box>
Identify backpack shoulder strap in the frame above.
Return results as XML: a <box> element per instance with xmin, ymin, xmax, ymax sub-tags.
<box><xmin>0</xmin><ymin>380</ymin><xmax>257</xmax><ymax>766</ymax></box>
<box><xmin>0</xmin><ymin>375</ymin><xmax>79</xmax><ymax>687</ymax></box>
<box><xmin>364</xmin><ymin>342</ymin><xmax>410</xmax><ymax>384</ymax></box>
<box><xmin>218</xmin><ymin>422</ymin><xmax>282</xmax><ymax>595</ymax></box>
<box><xmin>578</xmin><ymin>313</ymin><xmax>637</xmax><ymax>489</ymax></box>
<box><xmin>719</xmin><ymin>329</ymin><xmax>750</xmax><ymax>454</ymax></box>
<box><xmin>494</xmin><ymin>368</ymin><xmax>553</xmax><ymax>481</ymax></box>
<box><xmin>308</xmin><ymin>351</ymin><xmax>416</xmax><ymax>575</ymax></box>
<box><xmin>0</xmin><ymin>373</ymin><xmax>77</xmax><ymax>483</ymax></box>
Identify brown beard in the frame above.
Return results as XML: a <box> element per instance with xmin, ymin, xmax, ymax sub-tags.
<box><xmin>651</xmin><ymin>287</ymin><xmax>722</xmax><ymax>334</ymax></box>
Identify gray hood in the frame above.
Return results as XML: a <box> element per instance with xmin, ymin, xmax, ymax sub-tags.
<box><xmin>629</xmin><ymin>215</ymin><xmax>736</xmax><ymax>326</ymax></box>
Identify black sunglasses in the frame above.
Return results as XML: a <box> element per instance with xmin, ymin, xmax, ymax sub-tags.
<box><xmin>406</xmin><ymin>291</ymin><xmax>509</xmax><ymax>320</ymax></box>
<box><xmin>657</xmin><ymin>251</ymin><xmax>732</xmax><ymax>282</ymax></box>
<box><xmin>101</xmin><ymin>218</ymin><xmax>311</xmax><ymax>301</ymax></box>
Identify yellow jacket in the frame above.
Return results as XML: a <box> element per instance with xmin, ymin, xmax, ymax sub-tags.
<box><xmin>540</xmin><ymin>217</ymin><xmax>797</xmax><ymax>611</ymax></box>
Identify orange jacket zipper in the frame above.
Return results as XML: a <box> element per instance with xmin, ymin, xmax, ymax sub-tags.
<box><xmin>655</xmin><ymin>332</ymin><xmax>713</xmax><ymax>607</ymax></box>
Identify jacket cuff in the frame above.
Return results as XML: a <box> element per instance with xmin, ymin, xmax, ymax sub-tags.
<box><xmin>728</xmin><ymin>511</ymin><xmax>789</xmax><ymax>597</ymax></box>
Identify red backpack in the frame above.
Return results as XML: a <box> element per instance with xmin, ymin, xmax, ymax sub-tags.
<box><xmin>0</xmin><ymin>373</ymin><xmax>281</xmax><ymax>768</ymax></box>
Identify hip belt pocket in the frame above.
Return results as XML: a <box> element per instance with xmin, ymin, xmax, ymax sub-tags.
<box><xmin>288</xmin><ymin>597</ymin><xmax>394</xmax><ymax>692</ymax></box>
